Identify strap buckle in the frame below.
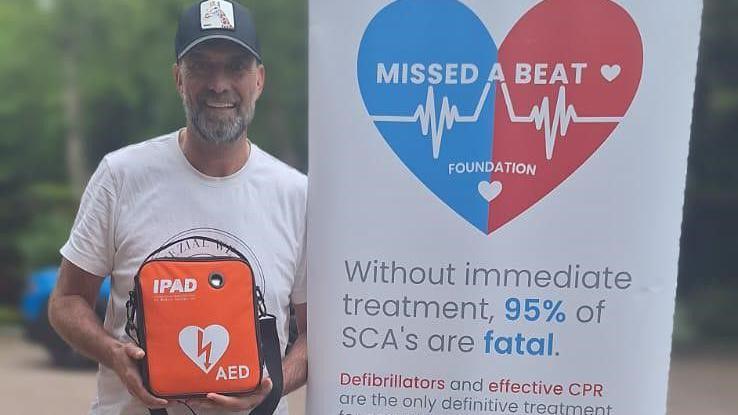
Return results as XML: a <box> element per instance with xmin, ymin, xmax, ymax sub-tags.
<box><xmin>255</xmin><ymin>286</ymin><xmax>268</xmax><ymax>317</ymax></box>
<box><xmin>125</xmin><ymin>290</ymin><xmax>139</xmax><ymax>344</ymax></box>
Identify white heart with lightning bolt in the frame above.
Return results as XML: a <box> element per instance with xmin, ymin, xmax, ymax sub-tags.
<box><xmin>178</xmin><ymin>324</ymin><xmax>230</xmax><ymax>373</ymax></box>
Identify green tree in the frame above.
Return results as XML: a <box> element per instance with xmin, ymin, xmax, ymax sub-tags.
<box><xmin>0</xmin><ymin>1</ymin><xmax>66</xmax><ymax>302</ymax></box>
<box><xmin>679</xmin><ymin>0</ymin><xmax>738</xmax><ymax>293</ymax></box>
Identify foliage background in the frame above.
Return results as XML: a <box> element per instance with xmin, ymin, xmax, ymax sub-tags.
<box><xmin>0</xmin><ymin>0</ymin><xmax>735</xmax><ymax>345</ymax></box>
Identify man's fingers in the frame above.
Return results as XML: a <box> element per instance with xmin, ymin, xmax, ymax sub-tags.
<box><xmin>123</xmin><ymin>343</ymin><xmax>145</xmax><ymax>360</ymax></box>
<box><xmin>123</xmin><ymin>368</ymin><xmax>168</xmax><ymax>407</ymax></box>
<box><xmin>111</xmin><ymin>342</ymin><xmax>166</xmax><ymax>408</ymax></box>
<box><xmin>246</xmin><ymin>377</ymin><xmax>273</xmax><ymax>395</ymax></box>
<box><xmin>204</xmin><ymin>377</ymin><xmax>273</xmax><ymax>411</ymax></box>
<box><xmin>130</xmin><ymin>383</ymin><xmax>169</xmax><ymax>407</ymax></box>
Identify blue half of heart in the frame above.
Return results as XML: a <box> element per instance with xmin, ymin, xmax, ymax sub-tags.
<box><xmin>358</xmin><ymin>0</ymin><xmax>498</xmax><ymax>233</ymax></box>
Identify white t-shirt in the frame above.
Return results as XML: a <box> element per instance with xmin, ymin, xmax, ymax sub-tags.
<box><xmin>60</xmin><ymin>132</ymin><xmax>307</xmax><ymax>415</ymax></box>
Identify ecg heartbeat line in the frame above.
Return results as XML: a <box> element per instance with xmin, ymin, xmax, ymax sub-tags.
<box><xmin>371</xmin><ymin>80</ymin><xmax>623</xmax><ymax>160</ymax></box>
<box><xmin>499</xmin><ymin>83</ymin><xmax>622</xmax><ymax>159</ymax></box>
<box><xmin>373</xmin><ymin>82</ymin><xmax>492</xmax><ymax>159</ymax></box>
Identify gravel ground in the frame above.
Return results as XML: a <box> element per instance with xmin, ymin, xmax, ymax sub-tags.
<box><xmin>0</xmin><ymin>329</ymin><xmax>306</xmax><ymax>415</ymax></box>
<box><xmin>0</xmin><ymin>329</ymin><xmax>734</xmax><ymax>415</ymax></box>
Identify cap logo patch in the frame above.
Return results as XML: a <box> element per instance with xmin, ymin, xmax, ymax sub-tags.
<box><xmin>200</xmin><ymin>0</ymin><xmax>235</xmax><ymax>30</ymax></box>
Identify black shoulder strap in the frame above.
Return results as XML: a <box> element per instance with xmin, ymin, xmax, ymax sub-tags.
<box><xmin>251</xmin><ymin>314</ymin><xmax>284</xmax><ymax>415</ymax></box>
<box><xmin>148</xmin><ymin>315</ymin><xmax>284</xmax><ymax>415</ymax></box>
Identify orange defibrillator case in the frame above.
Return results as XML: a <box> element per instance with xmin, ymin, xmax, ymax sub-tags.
<box><xmin>125</xmin><ymin>236</ymin><xmax>282</xmax><ymax>414</ymax></box>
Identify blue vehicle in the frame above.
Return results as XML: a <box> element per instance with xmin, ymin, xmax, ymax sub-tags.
<box><xmin>21</xmin><ymin>266</ymin><xmax>110</xmax><ymax>367</ymax></box>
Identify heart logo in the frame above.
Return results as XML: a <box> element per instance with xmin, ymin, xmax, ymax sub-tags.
<box><xmin>478</xmin><ymin>181</ymin><xmax>503</xmax><ymax>202</ymax></box>
<box><xmin>178</xmin><ymin>325</ymin><xmax>230</xmax><ymax>373</ymax></box>
<box><xmin>601</xmin><ymin>65</ymin><xmax>622</xmax><ymax>82</ymax></box>
<box><xmin>358</xmin><ymin>0</ymin><xmax>643</xmax><ymax>234</ymax></box>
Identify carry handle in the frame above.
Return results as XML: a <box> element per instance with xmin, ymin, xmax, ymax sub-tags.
<box><xmin>143</xmin><ymin>235</ymin><xmax>250</xmax><ymax>263</ymax></box>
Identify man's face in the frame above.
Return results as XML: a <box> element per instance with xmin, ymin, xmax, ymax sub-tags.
<box><xmin>175</xmin><ymin>40</ymin><xmax>265</xmax><ymax>144</ymax></box>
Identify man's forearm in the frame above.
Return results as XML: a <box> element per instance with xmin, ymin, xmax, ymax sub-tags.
<box><xmin>281</xmin><ymin>334</ymin><xmax>307</xmax><ymax>395</ymax></box>
<box><xmin>48</xmin><ymin>294</ymin><xmax>121</xmax><ymax>368</ymax></box>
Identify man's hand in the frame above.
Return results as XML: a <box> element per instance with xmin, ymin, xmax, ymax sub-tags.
<box><xmin>108</xmin><ymin>341</ymin><xmax>169</xmax><ymax>408</ymax></box>
<box><xmin>186</xmin><ymin>377</ymin><xmax>273</xmax><ymax>412</ymax></box>
<box><xmin>50</xmin><ymin>259</ymin><xmax>170</xmax><ymax>408</ymax></box>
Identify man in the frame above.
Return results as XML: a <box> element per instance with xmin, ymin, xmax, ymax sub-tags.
<box><xmin>48</xmin><ymin>1</ymin><xmax>307</xmax><ymax>414</ymax></box>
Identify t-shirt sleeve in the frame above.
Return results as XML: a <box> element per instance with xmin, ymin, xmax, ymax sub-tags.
<box><xmin>60</xmin><ymin>158</ymin><xmax>117</xmax><ymax>278</ymax></box>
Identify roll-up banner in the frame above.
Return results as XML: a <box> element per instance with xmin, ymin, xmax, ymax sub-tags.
<box><xmin>307</xmin><ymin>1</ymin><xmax>703</xmax><ymax>414</ymax></box>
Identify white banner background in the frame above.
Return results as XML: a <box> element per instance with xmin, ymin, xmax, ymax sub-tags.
<box><xmin>307</xmin><ymin>1</ymin><xmax>703</xmax><ymax>414</ymax></box>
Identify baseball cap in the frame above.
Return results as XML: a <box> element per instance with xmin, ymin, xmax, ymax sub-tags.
<box><xmin>175</xmin><ymin>0</ymin><xmax>262</xmax><ymax>62</ymax></box>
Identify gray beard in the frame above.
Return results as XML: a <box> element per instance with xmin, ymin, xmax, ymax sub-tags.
<box><xmin>183</xmin><ymin>98</ymin><xmax>255</xmax><ymax>144</ymax></box>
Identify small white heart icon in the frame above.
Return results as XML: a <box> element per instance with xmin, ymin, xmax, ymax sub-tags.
<box><xmin>601</xmin><ymin>64</ymin><xmax>621</xmax><ymax>82</ymax></box>
<box><xmin>478</xmin><ymin>180</ymin><xmax>503</xmax><ymax>202</ymax></box>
